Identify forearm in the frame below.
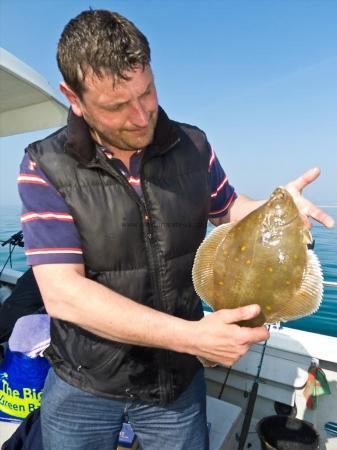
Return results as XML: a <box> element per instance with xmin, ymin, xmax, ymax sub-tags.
<box><xmin>33</xmin><ymin>264</ymin><xmax>269</xmax><ymax>366</ymax></box>
<box><xmin>211</xmin><ymin>194</ymin><xmax>266</xmax><ymax>226</ymax></box>
<box><xmin>229</xmin><ymin>194</ymin><xmax>265</xmax><ymax>221</ymax></box>
<box><xmin>34</xmin><ymin>265</ymin><xmax>194</xmax><ymax>354</ymax></box>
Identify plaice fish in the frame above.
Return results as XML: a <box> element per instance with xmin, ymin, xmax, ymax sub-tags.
<box><xmin>192</xmin><ymin>187</ymin><xmax>323</xmax><ymax>328</ymax></box>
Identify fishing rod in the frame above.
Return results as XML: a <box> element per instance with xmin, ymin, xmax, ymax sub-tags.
<box><xmin>0</xmin><ymin>230</ymin><xmax>24</xmax><ymax>279</ymax></box>
<box><xmin>237</xmin><ymin>327</ymin><xmax>270</xmax><ymax>450</ymax></box>
<box><xmin>235</xmin><ymin>277</ymin><xmax>336</xmax><ymax>447</ymax></box>
<box><xmin>0</xmin><ymin>230</ymin><xmax>24</xmax><ymax>248</ymax></box>
<box><xmin>234</xmin><ymin>273</ymin><xmax>336</xmax><ymax>449</ymax></box>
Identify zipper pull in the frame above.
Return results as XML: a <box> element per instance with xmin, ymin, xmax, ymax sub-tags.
<box><xmin>144</xmin><ymin>213</ymin><xmax>152</xmax><ymax>240</ymax></box>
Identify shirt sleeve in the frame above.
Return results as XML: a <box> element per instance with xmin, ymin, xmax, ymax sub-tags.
<box><xmin>18</xmin><ymin>153</ymin><xmax>84</xmax><ymax>266</ymax></box>
<box><xmin>208</xmin><ymin>146</ymin><xmax>237</xmax><ymax>218</ymax></box>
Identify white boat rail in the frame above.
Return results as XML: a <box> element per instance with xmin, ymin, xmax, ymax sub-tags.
<box><xmin>323</xmin><ymin>281</ymin><xmax>337</xmax><ymax>288</ymax></box>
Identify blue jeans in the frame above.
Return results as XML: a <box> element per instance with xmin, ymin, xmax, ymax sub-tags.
<box><xmin>40</xmin><ymin>368</ymin><xmax>209</xmax><ymax>450</ymax></box>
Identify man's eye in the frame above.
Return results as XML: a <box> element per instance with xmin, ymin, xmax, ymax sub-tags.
<box><xmin>109</xmin><ymin>104</ymin><xmax>122</xmax><ymax>112</ymax></box>
<box><xmin>142</xmin><ymin>87</ymin><xmax>152</xmax><ymax>98</ymax></box>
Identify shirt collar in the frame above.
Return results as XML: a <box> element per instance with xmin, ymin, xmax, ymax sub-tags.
<box><xmin>64</xmin><ymin>106</ymin><xmax>180</xmax><ymax>165</ymax></box>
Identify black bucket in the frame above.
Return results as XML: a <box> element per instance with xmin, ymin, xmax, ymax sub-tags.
<box><xmin>256</xmin><ymin>415</ymin><xmax>320</xmax><ymax>450</ymax></box>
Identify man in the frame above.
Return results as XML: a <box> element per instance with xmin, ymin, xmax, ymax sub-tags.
<box><xmin>18</xmin><ymin>9</ymin><xmax>334</xmax><ymax>450</ymax></box>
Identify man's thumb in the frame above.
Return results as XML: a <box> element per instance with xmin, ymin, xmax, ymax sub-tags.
<box><xmin>223</xmin><ymin>304</ymin><xmax>261</xmax><ymax>323</ymax></box>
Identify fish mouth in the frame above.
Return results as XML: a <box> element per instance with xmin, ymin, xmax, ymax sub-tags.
<box><xmin>264</xmin><ymin>212</ymin><xmax>298</xmax><ymax>230</ymax></box>
<box><xmin>280</xmin><ymin>214</ymin><xmax>298</xmax><ymax>227</ymax></box>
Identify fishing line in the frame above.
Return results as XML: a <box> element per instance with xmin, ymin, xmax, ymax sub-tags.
<box><xmin>218</xmin><ymin>365</ymin><xmax>232</xmax><ymax>400</ymax></box>
<box><xmin>0</xmin><ymin>245</ymin><xmax>16</xmax><ymax>278</ymax></box>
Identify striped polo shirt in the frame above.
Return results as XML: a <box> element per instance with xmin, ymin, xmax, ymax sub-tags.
<box><xmin>18</xmin><ymin>146</ymin><xmax>236</xmax><ymax>266</ymax></box>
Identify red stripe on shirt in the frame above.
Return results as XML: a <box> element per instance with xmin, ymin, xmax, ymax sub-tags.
<box><xmin>25</xmin><ymin>247</ymin><xmax>83</xmax><ymax>256</ymax></box>
<box><xmin>128</xmin><ymin>176</ymin><xmax>141</xmax><ymax>185</ymax></box>
<box><xmin>210</xmin><ymin>190</ymin><xmax>235</xmax><ymax>215</ymax></box>
<box><xmin>21</xmin><ymin>212</ymin><xmax>74</xmax><ymax>223</ymax></box>
<box><xmin>208</xmin><ymin>146</ymin><xmax>216</xmax><ymax>172</ymax></box>
<box><xmin>211</xmin><ymin>176</ymin><xmax>228</xmax><ymax>198</ymax></box>
<box><xmin>17</xmin><ymin>174</ymin><xmax>48</xmax><ymax>185</ymax></box>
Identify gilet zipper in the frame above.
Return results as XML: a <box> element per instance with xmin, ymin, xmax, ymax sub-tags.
<box><xmin>87</xmin><ymin>141</ymin><xmax>180</xmax><ymax>403</ymax></box>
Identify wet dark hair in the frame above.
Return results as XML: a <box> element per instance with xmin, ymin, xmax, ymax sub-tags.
<box><xmin>57</xmin><ymin>9</ymin><xmax>151</xmax><ymax>97</ymax></box>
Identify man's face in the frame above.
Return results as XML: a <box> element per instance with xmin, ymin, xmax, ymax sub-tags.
<box><xmin>70</xmin><ymin>65</ymin><xmax>158</xmax><ymax>152</ymax></box>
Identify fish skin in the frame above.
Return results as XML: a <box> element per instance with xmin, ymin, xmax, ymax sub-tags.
<box><xmin>193</xmin><ymin>187</ymin><xmax>323</xmax><ymax>328</ymax></box>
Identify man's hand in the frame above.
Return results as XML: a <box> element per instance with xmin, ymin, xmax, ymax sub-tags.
<box><xmin>212</xmin><ymin>167</ymin><xmax>334</xmax><ymax>229</ymax></box>
<box><xmin>189</xmin><ymin>304</ymin><xmax>269</xmax><ymax>366</ymax></box>
<box><xmin>285</xmin><ymin>167</ymin><xmax>335</xmax><ymax>229</ymax></box>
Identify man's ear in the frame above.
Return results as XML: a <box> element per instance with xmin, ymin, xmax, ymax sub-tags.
<box><xmin>59</xmin><ymin>82</ymin><xmax>83</xmax><ymax>117</ymax></box>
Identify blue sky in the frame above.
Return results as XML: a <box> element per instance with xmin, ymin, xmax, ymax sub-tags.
<box><xmin>1</xmin><ymin>0</ymin><xmax>337</xmax><ymax>207</ymax></box>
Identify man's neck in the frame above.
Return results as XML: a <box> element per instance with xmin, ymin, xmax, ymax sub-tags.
<box><xmin>90</xmin><ymin>128</ymin><xmax>137</xmax><ymax>170</ymax></box>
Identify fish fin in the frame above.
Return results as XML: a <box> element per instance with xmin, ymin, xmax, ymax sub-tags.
<box><xmin>302</xmin><ymin>227</ymin><xmax>313</xmax><ymax>245</ymax></box>
<box><xmin>275</xmin><ymin>250</ymin><xmax>323</xmax><ymax>322</ymax></box>
<box><xmin>192</xmin><ymin>222</ymin><xmax>235</xmax><ymax>308</ymax></box>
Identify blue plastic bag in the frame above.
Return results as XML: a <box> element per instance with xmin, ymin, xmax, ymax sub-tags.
<box><xmin>0</xmin><ymin>349</ymin><xmax>49</xmax><ymax>422</ymax></box>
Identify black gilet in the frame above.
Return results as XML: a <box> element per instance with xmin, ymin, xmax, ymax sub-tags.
<box><xmin>28</xmin><ymin>107</ymin><xmax>211</xmax><ymax>404</ymax></box>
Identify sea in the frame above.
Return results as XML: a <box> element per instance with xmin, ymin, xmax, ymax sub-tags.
<box><xmin>1</xmin><ymin>205</ymin><xmax>337</xmax><ymax>337</ymax></box>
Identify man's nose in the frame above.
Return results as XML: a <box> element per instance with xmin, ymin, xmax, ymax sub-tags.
<box><xmin>129</xmin><ymin>100</ymin><xmax>150</xmax><ymax>128</ymax></box>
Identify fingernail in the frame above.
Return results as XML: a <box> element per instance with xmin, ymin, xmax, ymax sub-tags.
<box><xmin>249</xmin><ymin>304</ymin><xmax>260</xmax><ymax>316</ymax></box>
